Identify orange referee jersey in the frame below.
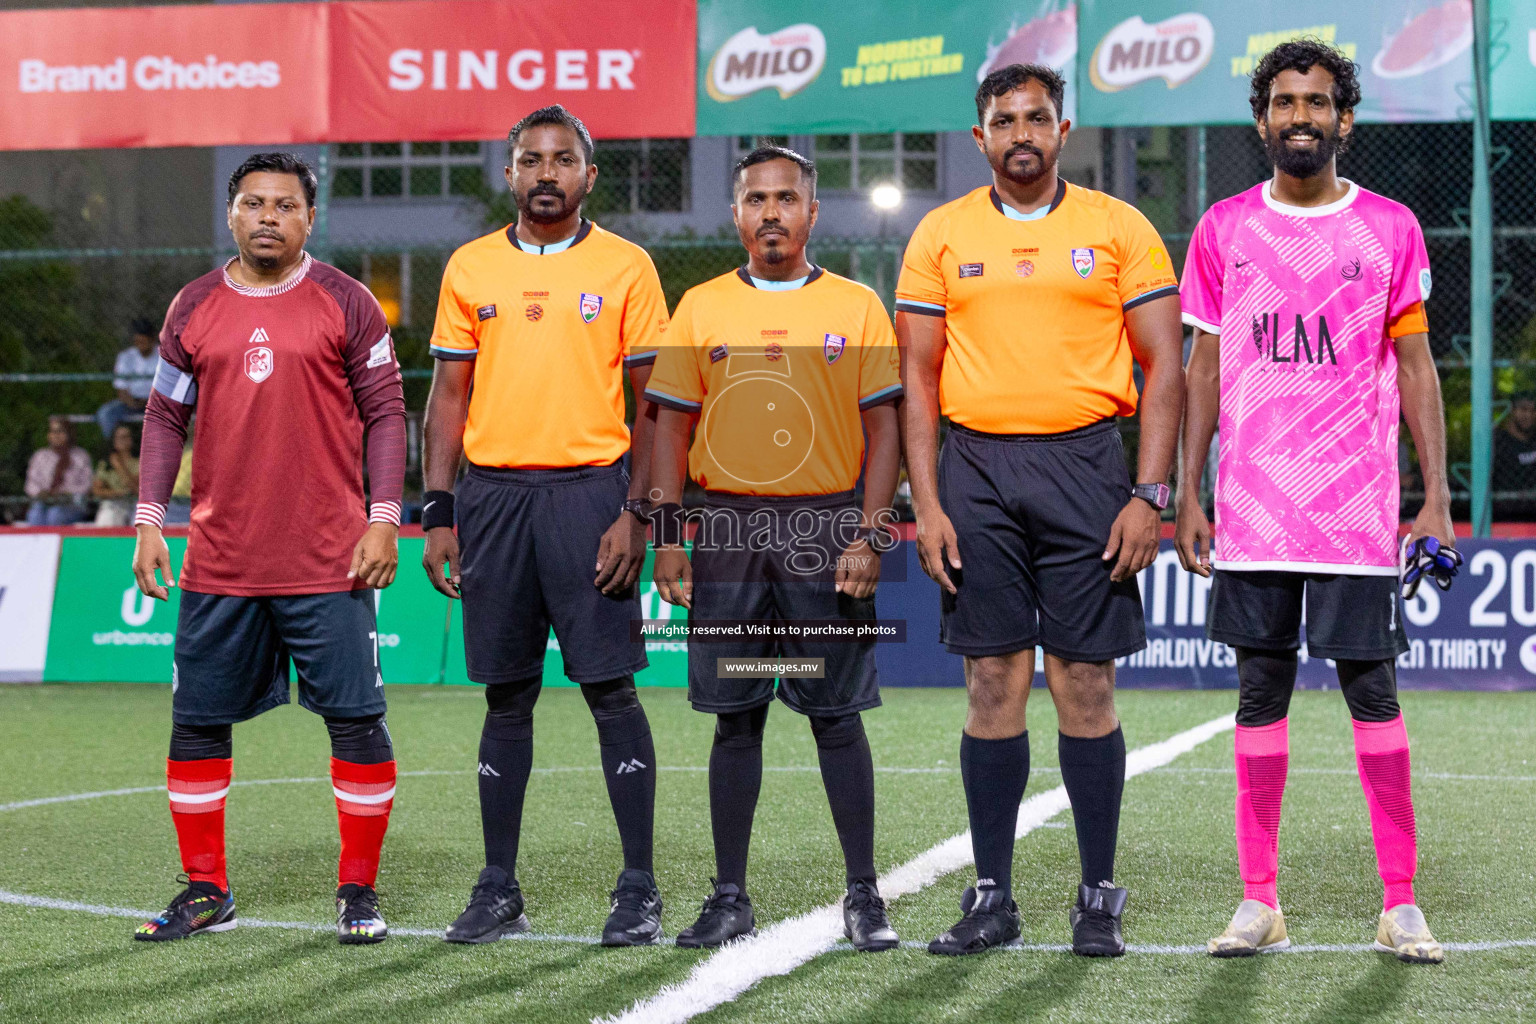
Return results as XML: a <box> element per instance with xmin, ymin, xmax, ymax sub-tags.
<box><xmin>895</xmin><ymin>181</ymin><xmax>1178</xmax><ymax>435</ymax></box>
<box><xmin>430</xmin><ymin>220</ymin><xmax>668</xmax><ymax>468</ymax></box>
<box><xmin>645</xmin><ymin>267</ymin><xmax>902</xmax><ymax>497</ymax></box>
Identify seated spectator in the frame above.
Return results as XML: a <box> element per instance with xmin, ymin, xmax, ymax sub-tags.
<box><xmin>92</xmin><ymin>423</ymin><xmax>140</xmax><ymax>526</ymax></box>
<box><xmin>25</xmin><ymin>416</ymin><xmax>92</xmax><ymax>525</ymax></box>
<box><xmin>163</xmin><ymin>430</ymin><xmax>194</xmax><ymax>525</ymax></box>
<box><xmin>1494</xmin><ymin>393</ymin><xmax>1536</xmax><ymax>493</ymax></box>
<box><xmin>95</xmin><ymin>317</ymin><xmax>160</xmax><ymax>443</ymax></box>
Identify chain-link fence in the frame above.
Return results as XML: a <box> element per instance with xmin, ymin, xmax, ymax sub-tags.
<box><xmin>2</xmin><ymin>123</ymin><xmax>1532</xmax><ymax>521</ymax></box>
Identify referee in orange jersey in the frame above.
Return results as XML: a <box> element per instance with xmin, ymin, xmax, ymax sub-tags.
<box><xmin>421</xmin><ymin>106</ymin><xmax>669</xmax><ymax>947</ymax></box>
<box><xmin>898</xmin><ymin>65</ymin><xmax>1185</xmax><ymax>957</ymax></box>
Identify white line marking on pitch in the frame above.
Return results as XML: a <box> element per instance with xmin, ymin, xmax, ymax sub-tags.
<box><xmin>0</xmin><ymin>766</ymin><xmax>976</xmax><ymax>814</ymax></box>
<box><xmin>596</xmin><ymin>714</ymin><xmax>1238</xmax><ymax>1024</ymax></box>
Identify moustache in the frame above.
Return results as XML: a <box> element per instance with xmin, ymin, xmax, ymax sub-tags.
<box><xmin>1006</xmin><ymin>145</ymin><xmax>1044</xmax><ymax>161</ymax></box>
<box><xmin>528</xmin><ymin>185</ymin><xmax>566</xmax><ymax>200</ymax></box>
<box><xmin>250</xmin><ymin>231</ymin><xmax>283</xmax><ymax>241</ymax></box>
<box><xmin>756</xmin><ymin>224</ymin><xmax>788</xmax><ymax>238</ymax></box>
<box><xmin>1280</xmin><ymin>127</ymin><xmax>1323</xmax><ymax>141</ymax></box>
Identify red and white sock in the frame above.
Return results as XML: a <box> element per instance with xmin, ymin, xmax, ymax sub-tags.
<box><xmin>1233</xmin><ymin>719</ymin><xmax>1288</xmax><ymax>910</ymax></box>
<box><xmin>167</xmin><ymin>758</ymin><xmax>232</xmax><ymax>891</ymax></box>
<box><xmin>1353</xmin><ymin>716</ymin><xmax>1418</xmax><ymax>910</ymax></box>
<box><xmin>331</xmin><ymin>758</ymin><xmax>396</xmax><ymax>888</ymax></box>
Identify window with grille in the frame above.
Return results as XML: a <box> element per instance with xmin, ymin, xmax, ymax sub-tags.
<box><xmin>731</xmin><ymin>133</ymin><xmax>939</xmax><ymax>194</ymax></box>
<box><xmin>587</xmin><ymin>138</ymin><xmax>691</xmax><ymax>215</ymax></box>
<box><xmin>331</xmin><ymin>142</ymin><xmax>485</xmax><ymax>200</ymax></box>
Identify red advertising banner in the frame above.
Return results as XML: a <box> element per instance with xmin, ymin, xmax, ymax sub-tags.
<box><xmin>330</xmin><ymin>0</ymin><xmax>696</xmax><ymax>142</ymax></box>
<box><xmin>0</xmin><ymin>3</ymin><xmax>329</xmax><ymax>150</ymax></box>
<box><xmin>0</xmin><ymin>0</ymin><xmax>695</xmax><ymax>152</ymax></box>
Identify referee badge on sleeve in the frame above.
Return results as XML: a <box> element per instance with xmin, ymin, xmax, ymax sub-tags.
<box><xmin>824</xmin><ymin>333</ymin><xmax>846</xmax><ymax>364</ymax></box>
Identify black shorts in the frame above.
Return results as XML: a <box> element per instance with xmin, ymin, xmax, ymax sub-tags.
<box><xmin>938</xmin><ymin>420</ymin><xmax>1146</xmax><ymax>662</ymax></box>
<box><xmin>458</xmin><ymin>462</ymin><xmax>647</xmax><ymax>685</ymax></box>
<box><xmin>686</xmin><ymin>491</ymin><xmax>881</xmax><ymax>717</ymax></box>
<box><xmin>172</xmin><ymin>589</ymin><xmax>385</xmax><ymax>727</ymax></box>
<box><xmin>1207</xmin><ymin>569</ymin><xmax>1409</xmax><ymax>661</ymax></box>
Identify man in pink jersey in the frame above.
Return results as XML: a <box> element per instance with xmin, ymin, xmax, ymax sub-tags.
<box><xmin>1176</xmin><ymin>41</ymin><xmax>1452</xmax><ymax>963</ymax></box>
<box><xmin>130</xmin><ymin>153</ymin><xmax>406</xmax><ymax>946</ymax></box>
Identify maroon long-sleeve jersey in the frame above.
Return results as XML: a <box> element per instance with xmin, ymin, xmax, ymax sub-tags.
<box><xmin>136</xmin><ymin>254</ymin><xmax>406</xmax><ymax>596</ymax></box>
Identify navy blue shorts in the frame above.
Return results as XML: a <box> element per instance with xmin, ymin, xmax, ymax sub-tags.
<box><xmin>1208</xmin><ymin>570</ymin><xmax>1409</xmax><ymax>660</ymax></box>
<box><xmin>937</xmin><ymin>420</ymin><xmax>1146</xmax><ymax>662</ymax></box>
<box><xmin>457</xmin><ymin>461</ymin><xmax>647</xmax><ymax>684</ymax></box>
<box><xmin>172</xmin><ymin>589</ymin><xmax>385</xmax><ymax>727</ymax></box>
<box><xmin>686</xmin><ymin>492</ymin><xmax>881</xmax><ymax>717</ymax></box>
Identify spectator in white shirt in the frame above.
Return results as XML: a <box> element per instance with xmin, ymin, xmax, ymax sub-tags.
<box><xmin>95</xmin><ymin>317</ymin><xmax>160</xmax><ymax>442</ymax></box>
<box><xmin>25</xmin><ymin>416</ymin><xmax>93</xmax><ymax>525</ymax></box>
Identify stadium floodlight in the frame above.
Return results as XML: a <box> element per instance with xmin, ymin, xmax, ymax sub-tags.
<box><xmin>870</xmin><ymin>183</ymin><xmax>903</xmax><ymax>210</ymax></box>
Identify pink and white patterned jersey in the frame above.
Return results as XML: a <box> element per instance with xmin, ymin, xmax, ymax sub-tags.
<box><xmin>1180</xmin><ymin>180</ymin><xmax>1432</xmax><ymax>574</ymax></box>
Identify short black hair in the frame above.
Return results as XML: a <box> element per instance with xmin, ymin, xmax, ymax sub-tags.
<box><xmin>507</xmin><ymin>104</ymin><xmax>595</xmax><ymax>164</ymax></box>
<box><xmin>975</xmin><ymin>63</ymin><xmax>1066</xmax><ymax>123</ymax></box>
<box><xmin>733</xmin><ymin>145</ymin><xmax>817</xmax><ymax>198</ymax></box>
<box><xmin>227</xmin><ymin>152</ymin><xmax>317</xmax><ymax>209</ymax></box>
<box><xmin>129</xmin><ymin>316</ymin><xmax>157</xmax><ymax>339</ymax></box>
<box><xmin>1249</xmin><ymin>40</ymin><xmax>1361</xmax><ymax>122</ymax></box>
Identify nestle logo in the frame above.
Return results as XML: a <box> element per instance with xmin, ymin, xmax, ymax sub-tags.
<box><xmin>477</xmin><ymin>304</ymin><xmax>497</xmax><ymax>321</ymax></box>
<box><xmin>959</xmin><ymin>263</ymin><xmax>984</xmax><ymax>278</ymax></box>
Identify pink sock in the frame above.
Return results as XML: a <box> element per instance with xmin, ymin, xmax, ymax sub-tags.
<box><xmin>1353</xmin><ymin>716</ymin><xmax>1417</xmax><ymax>910</ymax></box>
<box><xmin>1234</xmin><ymin>719</ymin><xmax>1289</xmax><ymax>909</ymax></box>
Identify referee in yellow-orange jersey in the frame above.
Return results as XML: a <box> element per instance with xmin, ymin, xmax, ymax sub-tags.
<box><xmin>421</xmin><ymin>105</ymin><xmax>669</xmax><ymax>948</ymax></box>
<box><xmin>897</xmin><ymin>65</ymin><xmax>1185</xmax><ymax>957</ymax></box>
<box><xmin>646</xmin><ymin>147</ymin><xmax>903</xmax><ymax>953</ymax></box>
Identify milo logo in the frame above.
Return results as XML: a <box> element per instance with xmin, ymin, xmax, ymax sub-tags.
<box><xmin>706</xmin><ymin>23</ymin><xmax>827</xmax><ymax>101</ymax></box>
<box><xmin>1089</xmin><ymin>13</ymin><xmax>1214</xmax><ymax>92</ymax></box>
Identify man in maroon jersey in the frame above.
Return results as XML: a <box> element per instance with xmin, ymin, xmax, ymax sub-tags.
<box><xmin>129</xmin><ymin>152</ymin><xmax>406</xmax><ymax>945</ymax></box>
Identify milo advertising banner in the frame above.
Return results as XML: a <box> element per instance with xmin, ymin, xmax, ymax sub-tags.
<box><xmin>695</xmin><ymin>0</ymin><xmax>1080</xmax><ymax>135</ymax></box>
<box><xmin>1492</xmin><ymin>0</ymin><xmax>1536</xmax><ymax>119</ymax></box>
<box><xmin>1078</xmin><ymin>0</ymin><xmax>1476</xmax><ymax>126</ymax></box>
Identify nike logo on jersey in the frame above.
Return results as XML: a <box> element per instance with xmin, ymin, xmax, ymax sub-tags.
<box><xmin>615</xmin><ymin>758</ymin><xmax>648</xmax><ymax>774</ymax></box>
<box><xmin>478</xmin><ymin>763</ymin><xmax>501</xmax><ymax>777</ymax></box>
<box><xmin>1234</xmin><ymin>259</ymin><xmax>1252</xmax><ymax>269</ymax></box>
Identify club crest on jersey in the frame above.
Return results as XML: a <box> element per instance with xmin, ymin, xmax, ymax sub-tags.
<box><xmin>580</xmin><ymin>293</ymin><xmax>603</xmax><ymax>323</ymax></box>
<box><xmin>244</xmin><ymin>328</ymin><xmax>273</xmax><ymax>383</ymax></box>
<box><xmin>1071</xmin><ymin>248</ymin><xmax>1095</xmax><ymax>279</ymax></box>
<box><xmin>824</xmin><ymin>333</ymin><xmax>847</xmax><ymax>364</ymax></box>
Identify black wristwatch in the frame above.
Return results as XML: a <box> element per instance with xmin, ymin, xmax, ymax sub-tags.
<box><xmin>1131</xmin><ymin>483</ymin><xmax>1171</xmax><ymax>511</ymax></box>
<box><xmin>621</xmin><ymin>497</ymin><xmax>652</xmax><ymax>522</ymax></box>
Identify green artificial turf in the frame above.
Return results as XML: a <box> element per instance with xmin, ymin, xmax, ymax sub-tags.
<box><xmin>0</xmin><ymin>684</ymin><xmax>1531</xmax><ymax>1023</ymax></box>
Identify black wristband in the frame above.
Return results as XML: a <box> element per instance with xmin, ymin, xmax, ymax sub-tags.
<box><xmin>420</xmin><ymin>490</ymin><xmax>456</xmax><ymax>530</ymax></box>
<box><xmin>649</xmin><ymin>502</ymin><xmax>685</xmax><ymax>548</ymax></box>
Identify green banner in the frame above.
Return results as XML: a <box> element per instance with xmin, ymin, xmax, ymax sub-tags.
<box><xmin>44</xmin><ymin>536</ymin><xmax>450</xmax><ymax>684</ymax></box>
<box><xmin>1078</xmin><ymin>0</ymin><xmax>1475</xmax><ymax>126</ymax></box>
<box><xmin>1492</xmin><ymin>0</ymin><xmax>1536</xmax><ymax>118</ymax></box>
<box><xmin>696</xmin><ymin>0</ymin><xmax>1080</xmax><ymax>135</ymax></box>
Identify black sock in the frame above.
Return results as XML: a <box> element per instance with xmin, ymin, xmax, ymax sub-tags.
<box><xmin>960</xmin><ymin>730</ymin><xmax>1030</xmax><ymax>895</ymax></box>
<box><xmin>1058</xmin><ymin>727</ymin><xmax>1126</xmax><ymax>888</ymax></box>
<box><xmin>810</xmin><ymin>714</ymin><xmax>877</xmax><ymax>886</ymax></box>
<box><xmin>709</xmin><ymin>706</ymin><xmax>768</xmax><ymax>890</ymax></box>
<box><xmin>479</xmin><ymin>679</ymin><xmax>540</xmax><ymax>879</ymax></box>
<box><xmin>584</xmin><ymin>678</ymin><xmax>656</xmax><ymax>876</ymax></box>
